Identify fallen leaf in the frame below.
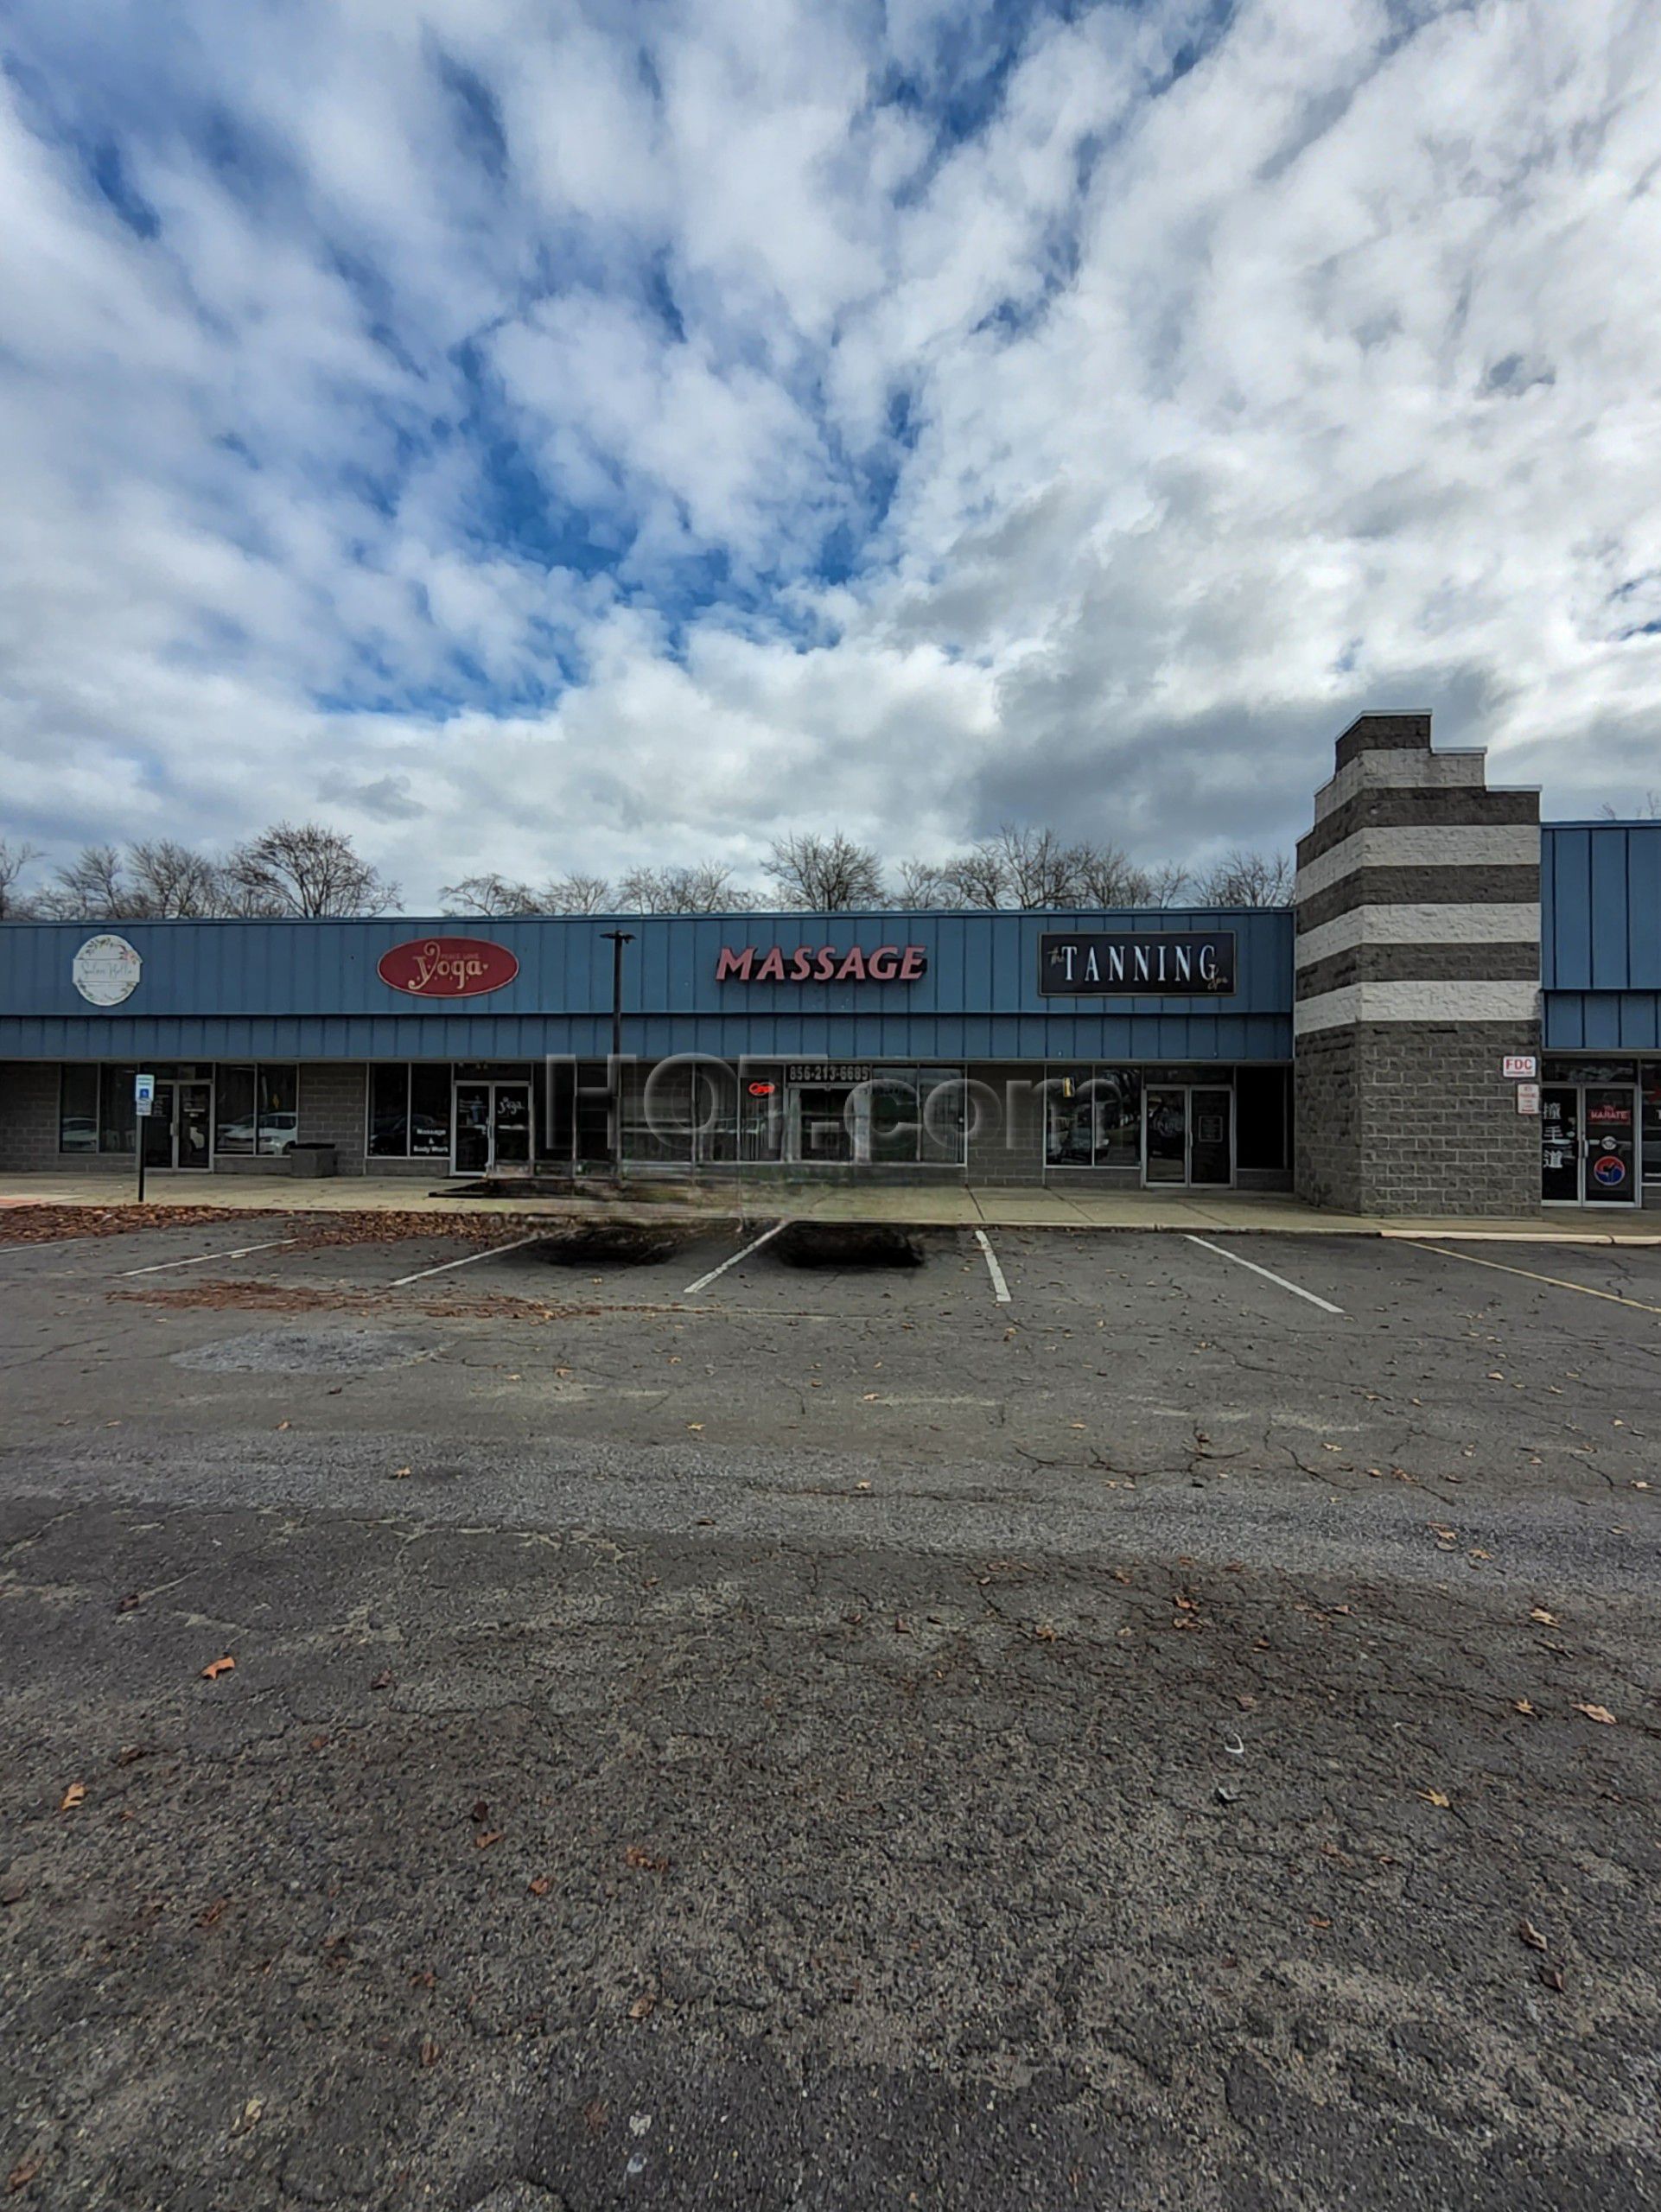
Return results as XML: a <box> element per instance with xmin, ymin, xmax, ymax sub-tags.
<box><xmin>1530</xmin><ymin>1607</ymin><xmax>1558</xmax><ymax>1626</ymax></box>
<box><xmin>1518</xmin><ymin>1918</ymin><xmax>1549</xmax><ymax>1952</ymax></box>
<box><xmin>686</xmin><ymin>1423</ymin><xmax>703</xmax><ymax>1433</ymax></box>
<box><xmin>1308</xmin><ymin>1913</ymin><xmax>1332</xmax><ymax>1929</ymax></box>
<box><xmin>117</xmin><ymin>1592</ymin><xmax>142</xmax><ymax>1613</ymax></box>
<box><xmin>1540</xmin><ymin>1963</ymin><xmax>1565</xmax><ymax>1993</ymax></box>
<box><xmin>628</xmin><ymin>1993</ymin><xmax>657</xmax><ymax>2020</ymax></box>
<box><xmin>1573</xmin><ymin>1703</ymin><xmax>1617</xmax><ymax>1726</ymax></box>
<box><xmin>7</xmin><ymin>2157</ymin><xmax>42</xmax><ymax>2193</ymax></box>
<box><xmin>527</xmin><ymin>1877</ymin><xmax>550</xmax><ymax>1897</ymax></box>
<box><xmin>1417</xmin><ymin>1788</ymin><xmax>1452</xmax><ymax>1808</ymax></box>
<box><xmin>200</xmin><ymin>1656</ymin><xmax>235</xmax><ymax>1681</ymax></box>
<box><xmin>197</xmin><ymin>1897</ymin><xmax>228</xmax><ymax>1927</ymax></box>
<box><xmin>474</xmin><ymin>1831</ymin><xmax>504</xmax><ymax>1850</ymax></box>
<box><xmin>471</xmin><ymin>1799</ymin><xmax>489</xmax><ymax>1824</ymax></box>
<box><xmin>391</xmin><ymin>1465</ymin><xmax>411</xmax><ymax>1479</ymax></box>
<box><xmin>369</xmin><ymin>1672</ymin><xmax>392</xmax><ymax>1692</ymax></box>
<box><xmin>1236</xmin><ymin>1694</ymin><xmax>1257</xmax><ymax>1711</ymax></box>
<box><xmin>59</xmin><ymin>1783</ymin><xmax>86</xmax><ymax>1811</ymax></box>
<box><xmin>276</xmin><ymin>1420</ymin><xmax>291</xmax><ymax>1431</ymax></box>
<box><xmin>419</xmin><ymin>2038</ymin><xmax>441</xmax><ymax>2067</ymax></box>
<box><xmin>1512</xmin><ymin>1699</ymin><xmax>1536</xmax><ymax>1716</ymax></box>
<box><xmin>583</xmin><ymin>2097</ymin><xmax>608</xmax><ymax>2133</ymax></box>
<box><xmin>624</xmin><ymin>1845</ymin><xmax>669</xmax><ymax>1872</ymax></box>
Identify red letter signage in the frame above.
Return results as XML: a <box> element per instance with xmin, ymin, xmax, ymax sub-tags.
<box><xmin>377</xmin><ymin>937</ymin><xmax>519</xmax><ymax>998</ymax></box>
<box><xmin>715</xmin><ymin>943</ymin><xmax>928</xmax><ymax>983</ymax></box>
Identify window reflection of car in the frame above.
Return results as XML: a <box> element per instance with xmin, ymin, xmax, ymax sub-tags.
<box><xmin>218</xmin><ymin>1113</ymin><xmax>298</xmax><ymax>1154</ymax></box>
<box><xmin>60</xmin><ymin>1116</ymin><xmax>99</xmax><ymax>1148</ymax></box>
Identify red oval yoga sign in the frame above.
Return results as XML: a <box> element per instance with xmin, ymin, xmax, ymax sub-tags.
<box><xmin>377</xmin><ymin>937</ymin><xmax>519</xmax><ymax>998</ymax></box>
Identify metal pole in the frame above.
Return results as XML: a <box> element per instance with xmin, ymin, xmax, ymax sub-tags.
<box><xmin>601</xmin><ymin>931</ymin><xmax>634</xmax><ymax>1178</ymax></box>
<box><xmin>137</xmin><ymin>1115</ymin><xmax>145</xmax><ymax>1205</ymax></box>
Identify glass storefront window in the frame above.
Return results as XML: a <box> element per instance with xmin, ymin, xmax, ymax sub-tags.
<box><xmin>1642</xmin><ymin>1063</ymin><xmax>1661</xmax><ymax>1185</ymax></box>
<box><xmin>368</xmin><ymin>1065</ymin><xmax>410</xmax><ymax>1156</ymax></box>
<box><xmin>59</xmin><ymin>1065</ymin><xmax>99</xmax><ymax>1152</ymax></box>
<box><xmin>1236</xmin><ymin>1066</ymin><xmax>1291</xmax><ymax>1172</ymax></box>
<box><xmin>214</xmin><ymin>1065</ymin><xmax>256</xmax><ymax>1154</ymax></box>
<box><xmin>1542</xmin><ymin>1058</ymin><xmax>1636</xmax><ymax>1085</ymax></box>
<box><xmin>99</xmin><ymin>1065</ymin><xmax>137</xmax><ymax>1155</ymax></box>
<box><xmin>256</xmin><ymin>1066</ymin><xmax>297</xmax><ymax>1154</ymax></box>
<box><xmin>410</xmin><ymin>1065</ymin><xmax>450</xmax><ymax>1157</ymax></box>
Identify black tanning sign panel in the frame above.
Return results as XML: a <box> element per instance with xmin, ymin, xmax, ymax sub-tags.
<box><xmin>1039</xmin><ymin>931</ymin><xmax>1238</xmax><ymax>996</ymax></box>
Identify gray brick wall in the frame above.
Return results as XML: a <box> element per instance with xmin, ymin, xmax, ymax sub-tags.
<box><xmin>1297</xmin><ymin>1020</ymin><xmax>1540</xmax><ymax>1215</ymax></box>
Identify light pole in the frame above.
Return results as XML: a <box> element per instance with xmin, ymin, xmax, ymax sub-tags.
<box><xmin>601</xmin><ymin>931</ymin><xmax>634</xmax><ymax>1177</ymax></box>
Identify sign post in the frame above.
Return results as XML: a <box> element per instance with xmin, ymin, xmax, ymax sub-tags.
<box><xmin>134</xmin><ymin>1071</ymin><xmax>155</xmax><ymax>1204</ymax></box>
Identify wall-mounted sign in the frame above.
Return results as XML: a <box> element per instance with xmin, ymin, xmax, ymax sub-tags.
<box><xmin>1502</xmin><ymin>1054</ymin><xmax>1538</xmax><ymax>1080</ymax></box>
<box><xmin>786</xmin><ymin>1063</ymin><xmax>875</xmax><ymax>1085</ymax></box>
<box><xmin>72</xmin><ymin>932</ymin><xmax>143</xmax><ymax>1006</ymax></box>
<box><xmin>377</xmin><ymin>937</ymin><xmax>519</xmax><ymax>998</ymax></box>
<box><xmin>1515</xmin><ymin>1082</ymin><xmax>1541</xmax><ymax>1116</ymax></box>
<box><xmin>716</xmin><ymin>944</ymin><xmax>928</xmax><ymax>983</ymax></box>
<box><xmin>1039</xmin><ymin>931</ymin><xmax>1237</xmax><ymax>996</ymax></box>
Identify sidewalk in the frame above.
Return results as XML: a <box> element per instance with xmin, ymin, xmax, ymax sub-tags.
<box><xmin>1</xmin><ymin>1170</ymin><xmax>1656</xmax><ymax>1242</ymax></box>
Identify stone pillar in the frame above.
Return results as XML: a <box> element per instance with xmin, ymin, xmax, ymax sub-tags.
<box><xmin>1293</xmin><ymin>713</ymin><xmax>1542</xmax><ymax>1217</ymax></box>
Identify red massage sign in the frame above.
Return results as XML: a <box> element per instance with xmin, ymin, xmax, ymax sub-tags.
<box><xmin>377</xmin><ymin>937</ymin><xmax>519</xmax><ymax>997</ymax></box>
<box><xmin>716</xmin><ymin>943</ymin><xmax>927</xmax><ymax>983</ymax></box>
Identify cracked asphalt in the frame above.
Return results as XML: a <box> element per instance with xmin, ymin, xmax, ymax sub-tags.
<box><xmin>1</xmin><ymin>1211</ymin><xmax>1659</xmax><ymax>2210</ymax></box>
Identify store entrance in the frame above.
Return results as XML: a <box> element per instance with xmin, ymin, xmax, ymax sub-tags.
<box><xmin>138</xmin><ymin>1077</ymin><xmax>213</xmax><ymax>1170</ymax></box>
<box><xmin>1542</xmin><ymin>1084</ymin><xmax>1639</xmax><ymax>1205</ymax></box>
<box><xmin>452</xmin><ymin>1081</ymin><xmax>533</xmax><ymax>1174</ymax></box>
<box><xmin>1142</xmin><ymin>1084</ymin><xmax>1233</xmax><ymax>1188</ymax></box>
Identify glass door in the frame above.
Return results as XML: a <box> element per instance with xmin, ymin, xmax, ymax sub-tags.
<box><xmin>176</xmin><ymin>1079</ymin><xmax>213</xmax><ymax>1170</ymax></box>
<box><xmin>493</xmin><ymin>1083</ymin><xmax>531</xmax><ymax>1167</ymax></box>
<box><xmin>142</xmin><ymin>1080</ymin><xmax>175</xmax><ymax>1168</ymax></box>
<box><xmin>1143</xmin><ymin>1088</ymin><xmax>1187</xmax><ymax>1184</ymax></box>
<box><xmin>1582</xmin><ymin>1086</ymin><xmax>1639</xmax><ymax>1205</ymax></box>
<box><xmin>453</xmin><ymin>1083</ymin><xmax>490</xmax><ymax>1173</ymax></box>
<box><xmin>452</xmin><ymin>1081</ymin><xmax>532</xmax><ymax>1173</ymax></box>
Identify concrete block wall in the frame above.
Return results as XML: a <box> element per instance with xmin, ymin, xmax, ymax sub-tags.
<box><xmin>1294</xmin><ymin>712</ymin><xmax>1543</xmax><ymax>1216</ymax></box>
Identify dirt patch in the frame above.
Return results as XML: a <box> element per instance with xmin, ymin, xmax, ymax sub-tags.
<box><xmin>776</xmin><ymin>1223</ymin><xmax>926</xmax><ymax>1269</ymax></box>
<box><xmin>525</xmin><ymin>1222</ymin><xmax>705</xmax><ymax>1268</ymax></box>
<box><xmin>0</xmin><ymin>1205</ymin><xmax>279</xmax><ymax>1246</ymax></box>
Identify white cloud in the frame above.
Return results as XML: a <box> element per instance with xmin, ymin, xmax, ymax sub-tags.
<box><xmin>3</xmin><ymin>0</ymin><xmax>1661</xmax><ymax>906</ymax></box>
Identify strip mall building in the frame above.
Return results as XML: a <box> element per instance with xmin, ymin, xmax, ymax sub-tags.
<box><xmin>1</xmin><ymin>715</ymin><xmax>1657</xmax><ymax>1215</ymax></box>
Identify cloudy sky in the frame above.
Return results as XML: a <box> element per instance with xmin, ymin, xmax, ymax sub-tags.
<box><xmin>2</xmin><ymin>0</ymin><xmax>1658</xmax><ymax>904</ymax></box>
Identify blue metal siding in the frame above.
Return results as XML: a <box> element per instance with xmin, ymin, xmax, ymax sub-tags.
<box><xmin>1543</xmin><ymin>824</ymin><xmax>1661</xmax><ymax>1052</ymax></box>
<box><xmin>0</xmin><ymin>909</ymin><xmax>1295</xmax><ymax>1064</ymax></box>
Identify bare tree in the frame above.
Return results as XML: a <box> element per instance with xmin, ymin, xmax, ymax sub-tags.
<box><xmin>1601</xmin><ymin>794</ymin><xmax>1661</xmax><ymax>820</ymax></box>
<box><xmin>1194</xmin><ymin>848</ymin><xmax>1294</xmax><ymax>908</ymax></box>
<box><xmin>228</xmin><ymin>823</ymin><xmax>398</xmax><ymax>917</ymax></box>
<box><xmin>763</xmin><ymin>832</ymin><xmax>885</xmax><ymax>912</ymax></box>
<box><xmin>617</xmin><ymin>862</ymin><xmax>749</xmax><ymax>914</ymax></box>
<box><xmin>539</xmin><ymin>873</ymin><xmax>614</xmax><ymax>914</ymax></box>
<box><xmin>39</xmin><ymin>844</ymin><xmax>130</xmax><ymax>918</ymax></box>
<box><xmin>892</xmin><ymin>858</ymin><xmax>959</xmax><ymax>908</ymax></box>
<box><xmin>938</xmin><ymin>842</ymin><xmax>1009</xmax><ymax>910</ymax></box>
<box><xmin>983</xmin><ymin>825</ymin><xmax>1083</xmax><ymax>908</ymax></box>
<box><xmin>126</xmin><ymin>839</ymin><xmax>227</xmax><ymax>918</ymax></box>
<box><xmin>0</xmin><ymin>839</ymin><xmax>41</xmax><ymax>918</ymax></box>
<box><xmin>1141</xmin><ymin>859</ymin><xmax>1193</xmax><ymax>907</ymax></box>
<box><xmin>440</xmin><ymin>872</ymin><xmax>540</xmax><ymax>917</ymax></box>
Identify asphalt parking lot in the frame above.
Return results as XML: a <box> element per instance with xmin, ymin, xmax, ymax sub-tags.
<box><xmin>2</xmin><ymin>1212</ymin><xmax>1659</xmax><ymax>2209</ymax></box>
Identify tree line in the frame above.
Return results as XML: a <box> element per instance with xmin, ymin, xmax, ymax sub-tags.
<box><xmin>441</xmin><ymin>829</ymin><xmax>1293</xmax><ymax>915</ymax></box>
<box><xmin>0</xmin><ymin>822</ymin><xmax>1293</xmax><ymax>922</ymax></box>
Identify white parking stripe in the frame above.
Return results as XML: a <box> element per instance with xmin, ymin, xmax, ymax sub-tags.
<box><xmin>1184</xmin><ymin>1235</ymin><xmax>1345</xmax><ymax>1316</ymax></box>
<box><xmin>0</xmin><ymin>1234</ymin><xmax>93</xmax><ymax>1255</ymax></box>
<box><xmin>390</xmin><ymin>1232</ymin><xmax>544</xmax><ymax>1287</ymax></box>
<box><xmin>118</xmin><ymin>1237</ymin><xmax>297</xmax><ymax>1278</ymax></box>
<box><xmin>683</xmin><ymin>1220</ymin><xmax>787</xmax><ymax>1296</ymax></box>
<box><xmin>973</xmin><ymin>1228</ymin><xmax>1011</xmax><ymax>1303</ymax></box>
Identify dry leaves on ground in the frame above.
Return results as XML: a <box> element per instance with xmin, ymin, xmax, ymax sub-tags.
<box><xmin>200</xmin><ymin>1656</ymin><xmax>236</xmax><ymax>1681</ymax></box>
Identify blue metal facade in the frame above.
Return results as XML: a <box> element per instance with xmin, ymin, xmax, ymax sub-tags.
<box><xmin>1542</xmin><ymin>823</ymin><xmax>1661</xmax><ymax>1052</ymax></box>
<box><xmin>0</xmin><ymin>908</ymin><xmax>1295</xmax><ymax>1064</ymax></box>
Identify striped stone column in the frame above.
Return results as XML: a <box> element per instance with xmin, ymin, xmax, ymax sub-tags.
<box><xmin>1293</xmin><ymin>712</ymin><xmax>1541</xmax><ymax>1216</ymax></box>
